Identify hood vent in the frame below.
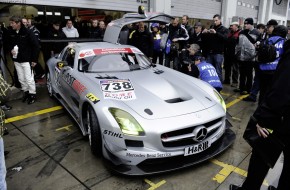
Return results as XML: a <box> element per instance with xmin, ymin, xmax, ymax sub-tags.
<box><xmin>165</xmin><ymin>98</ymin><xmax>184</xmax><ymax>103</ymax></box>
<box><xmin>95</xmin><ymin>75</ymin><xmax>118</xmax><ymax>79</ymax></box>
<box><xmin>154</xmin><ymin>70</ymin><xmax>164</xmax><ymax>74</ymax></box>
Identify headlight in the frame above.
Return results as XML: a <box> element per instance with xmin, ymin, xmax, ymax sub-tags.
<box><xmin>109</xmin><ymin>108</ymin><xmax>145</xmax><ymax>136</ymax></box>
<box><xmin>213</xmin><ymin>90</ymin><xmax>226</xmax><ymax>113</ymax></box>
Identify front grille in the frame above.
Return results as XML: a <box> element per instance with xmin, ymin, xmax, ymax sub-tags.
<box><xmin>161</xmin><ymin>118</ymin><xmax>223</xmax><ymax>147</ymax></box>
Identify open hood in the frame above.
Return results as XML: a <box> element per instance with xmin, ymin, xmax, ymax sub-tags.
<box><xmin>103</xmin><ymin>6</ymin><xmax>174</xmax><ymax>44</ymax></box>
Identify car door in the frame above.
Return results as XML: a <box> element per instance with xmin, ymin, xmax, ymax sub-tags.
<box><xmin>103</xmin><ymin>8</ymin><xmax>174</xmax><ymax>44</ymax></box>
<box><xmin>57</xmin><ymin>47</ymin><xmax>81</xmax><ymax>116</ymax></box>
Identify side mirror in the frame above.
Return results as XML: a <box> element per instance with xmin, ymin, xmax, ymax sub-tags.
<box><xmin>57</xmin><ymin>61</ymin><xmax>68</xmax><ymax>69</ymax></box>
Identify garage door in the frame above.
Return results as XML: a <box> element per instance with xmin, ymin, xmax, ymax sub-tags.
<box><xmin>236</xmin><ymin>0</ymin><xmax>259</xmax><ymax>22</ymax></box>
<box><xmin>171</xmin><ymin>0</ymin><xmax>222</xmax><ymax>19</ymax></box>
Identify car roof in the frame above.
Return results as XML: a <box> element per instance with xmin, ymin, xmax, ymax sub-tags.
<box><xmin>103</xmin><ymin>7</ymin><xmax>174</xmax><ymax>44</ymax></box>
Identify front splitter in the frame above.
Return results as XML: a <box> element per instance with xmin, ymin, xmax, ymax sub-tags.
<box><xmin>103</xmin><ymin>124</ymin><xmax>236</xmax><ymax>176</ymax></box>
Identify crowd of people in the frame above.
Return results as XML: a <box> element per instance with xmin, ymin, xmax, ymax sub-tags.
<box><xmin>0</xmin><ymin>12</ymin><xmax>290</xmax><ymax>190</ymax></box>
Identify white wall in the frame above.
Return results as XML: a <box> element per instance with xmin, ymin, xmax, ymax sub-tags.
<box><xmin>3</xmin><ymin>0</ymin><xmax>149</xmax><ymax>12</ymax></box>
<box><xmin>150</xmin><ymin>0</ymin><xmax>171</xmax><ymax>14</ymax></box>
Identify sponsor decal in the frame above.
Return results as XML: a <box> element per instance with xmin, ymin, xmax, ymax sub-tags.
<box><xmin>0</xmin><ymin>0</ymin><xmax>26</xmax><ymax>3</ymax></box>
<box><xmin>100</xmin><ymin>79</ymin><xmax>136</xmax><ymax>101</ymax></box>
<box><xmin>146</xmin><ymin>153</ymin><xmax>171</xmax><ymax>158</ymax></box>
<box><xmin>93</xmin><ymin>48</ymin><xmax>133</xmax><ymax>55</ymax></box>
<box><xmin>78</xmin><ymin>48</ymin><xmax>144</xmax><ymax>58</ymax></box>
<box><xmin>54</xmin><ymin>67</ymin><xmax>61</xmax><ymax>86</ymax></box>
<box><xmin>126</xmin><ymin>153</ymin><xmax>146</xmax><ymax>158</ymax></box>
<box><xmin>86</xmin><ymin>93</ymin><xmax>99</xmax><ymax>104</ymax></box>
<box><xmin>103</xmin><ymin>130</ymin><xmax>123</xmax><ymax>138</ymax></box>
<box><xmin>126</xmin><ymin>152</ymin><xmax>172</xmax><ymax>158</ymax></box>
<box><xmin>79</xmin><ymin>49</ymin><xmax>94</xmax><ymax>58</ymax></box>
<box><xmin>62</xmin><ymin>73</ymin><xmax>87</xmax><ymax>94</ymax></box>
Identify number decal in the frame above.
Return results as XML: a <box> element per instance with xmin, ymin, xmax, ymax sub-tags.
<box><xmin>207</xmin><ymin>69</ymin><xmax>218</xmax><ymax>77</ymax></box>
<box><xmin>100</xmin><ymin>79</ymin><xmax>136</xmax><ymax>101</ymax></box>
<box><xmin>112</xmin><ymin>83</ymin><xmax>122</xmax><ymax>90</ymax></box>
<box><xmin>100</xmin><ymin>79</ymin><xmax>134</xmax><ymax>92</ymax></box>
<box><xmin>122</xmin><ymin>82</ymin><xmax>132</xmax><ymax>89</ymax></box>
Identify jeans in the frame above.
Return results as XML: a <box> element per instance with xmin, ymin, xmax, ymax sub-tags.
<box><xmin>249</xmin><ymin>66</ymin><xmax>260</xmax><ymax>99</ymax></box>
<box><xmin>0</xmin><ymin>138</ymin><xmax>7</xmax><ymax>190</ymax></box>
<box><xmin>165</xmin><ymin>52</ymin><xmax>180</xmax><ymax>71</ymax></box>
<box><xmin>14</xmin><ymin>62</ymin><xmax>36</xmax><ymax>94</ymax></box>
<box><xmin>206</xmin><ymin>53</ymin><xmax>224</xmax><ymax>82</ymax></box>
<box><xmin>238</xmin><ymin>61</ymin><xmax>254</xmax><ymax>93</ymax></box>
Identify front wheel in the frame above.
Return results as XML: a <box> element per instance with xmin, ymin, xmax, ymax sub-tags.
<box><xmin>86</xmin><ymin>106</ymin><xmax>103</xmax><ymax>156</ymax></box>
<box><xmin>46</xmin><ymin>72</ymin><xmax>54</xmax><ymax>97</ymax></box>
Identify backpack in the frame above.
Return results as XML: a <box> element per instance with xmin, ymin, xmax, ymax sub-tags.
<box><xmin>235</xmin><ymin>34</ymin><xmax>256</xmax><ymax>61</ymax></box>
<box><xmin>256</xmin><ymin>38</ymin><xmax>285</xmax><ymax>63</ymax></box>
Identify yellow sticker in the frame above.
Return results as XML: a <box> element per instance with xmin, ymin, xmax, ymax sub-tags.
<box><xmin>86</xmin><ymin>93</ymin><xmax>99</xmax><ymax>104</ymax></box>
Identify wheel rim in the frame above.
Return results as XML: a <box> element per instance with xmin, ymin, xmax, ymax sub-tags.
<box><xmin>46</xmin><ymin>73</ymin><xmax>53</xmax><ymax>96</ymax></box>
<box><xmin>87</xmin><ymin>109</ymin><xmax>92</xmax><ymax>146</ymax></box>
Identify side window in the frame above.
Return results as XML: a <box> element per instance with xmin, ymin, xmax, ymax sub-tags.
<box><xmin>62</xmin><ymin>48</ymin><xmax>75</xmax><ymax>67</ymax></box>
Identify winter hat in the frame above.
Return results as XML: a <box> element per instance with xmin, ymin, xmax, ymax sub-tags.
<box><xmin>244</xmin><ymin>18</ymin><xmax>254</xmax><ymax>25</ymax></box>
<box><xmin>194</xmin><ymin>22</ymin><xmax>202</xmax><ymax>27</ymax></box>
<box><xmin>231</xmin><ymin>21</ymin><xmax>239</xmax><ymax>26</ymax></box>
<box><xmin>267</xmin><ymin>19</ymin><xmax>278</xmax><ymax>26</ymax></box>
<box><xmin>151</xmin><ymin>23</ymin><xmax>159</xmax><ymax>28</ymax></box>
<box><xmin>272</xmin><ymin>25</ymin><xmax>287</xmax><ymax>38</ymax></box>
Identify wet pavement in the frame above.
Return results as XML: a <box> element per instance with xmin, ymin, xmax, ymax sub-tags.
<box><xmin>2</xmin><ymin>81</ymin><xmax>282</xmax><ymax>190</ymax></box>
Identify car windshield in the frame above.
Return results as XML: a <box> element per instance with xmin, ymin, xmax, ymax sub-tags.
<box><xmin>78</xmin><ymin>52</ymin><xmax>151</xmax><ymax>72</ymax></box>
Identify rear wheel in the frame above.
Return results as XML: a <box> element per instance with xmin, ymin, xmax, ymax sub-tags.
<box><xmin>86</xmin><ymin>106</ymin><xmax>103</xmax><ymax>156</ymax></box>
<box><xmin>46</xmin><ymin>72</ymin><xmax>53</xmax><ymax>97</ymax></box>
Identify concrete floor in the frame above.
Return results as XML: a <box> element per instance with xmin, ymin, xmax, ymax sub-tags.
<box><xmin>2</xmin><ymin>82</ymin><xmax>283</xmax><ymax>190</ymax></box>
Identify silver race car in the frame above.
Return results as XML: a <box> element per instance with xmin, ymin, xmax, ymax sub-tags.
<box><xmin>46</xmin><ymin>8</ymin><xmax>235</xmax><ymax>175</ymax></box>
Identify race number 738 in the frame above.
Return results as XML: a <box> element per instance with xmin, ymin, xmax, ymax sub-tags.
<box><xmin>101</xmin><ymin>80</ymin><xmax>134</xmax><ymax>92</ymax></box>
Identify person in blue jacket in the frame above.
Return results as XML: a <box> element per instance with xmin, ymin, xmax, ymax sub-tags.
<box><xmin>151</xmin><ymin>23</ymin><xmax>164</xmax><ymax>65</ymax></box>
<box><xmin>192</xmin><ymin>51</ymin><xmax>223</xmax><ymax>92</ymax></box>
<box><xmin>258</xmin><ymin>25</ymin><xmax>287</xmax><ymax>104</ymax></box>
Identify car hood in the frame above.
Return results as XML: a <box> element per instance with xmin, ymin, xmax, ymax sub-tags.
<box><xmin>84</xmin><ymin>70</ymin><xmax>216</xmax><ymax>119</ymax></box>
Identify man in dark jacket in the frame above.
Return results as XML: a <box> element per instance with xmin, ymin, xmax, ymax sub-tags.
<box><xmin>27</xmin><ymin>18</ymin><xmax>45</xmax><ymax>80</ymax></box>
<box><xmin>87</xmin><ymin>19</ymin><xmax>100</xmax><ymax>38</ymax></box>
<box><xmin>8</xmin><ymin>16</ymin><xmax>40</xmax><ymax>104</ymax></box>
<box><xmin>164</xmin><ymin>17</ymin><xmax>189</xmax><ymax>71</ymax></box>
<box><xmin>234</xmin><ymin>18</ymin><xmax>259</xmax><ymax>95</ymax></box>
<box><xmin>224</xmin><ymin>21</ymin><xmax>240</xmax><ymax>86</ymax></box>
<box><xmin>129</xmin><ymin>22</ymin><xmax>154</xmax><ymax>58</ymax></box>
<box><xmin>229</xmin><ymin>39</ymin><xmax>290</xmax><ymax>190</ymax></box>
<box><xmin>201</xmin><ymin>14</ymin><xmax>228</xmax><ymax>82</ymax></box>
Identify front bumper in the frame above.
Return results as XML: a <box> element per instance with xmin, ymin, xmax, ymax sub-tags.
<box><xmin>103</xmin><ymin>121</ymin><xmax>235</xmax><ymax>175</ymax></box>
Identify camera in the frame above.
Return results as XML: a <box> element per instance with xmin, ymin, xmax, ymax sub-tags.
<box><xmin>179</xmin><ymin>49</ymin><xmax>191</xmax><ymax>65</ymax></box>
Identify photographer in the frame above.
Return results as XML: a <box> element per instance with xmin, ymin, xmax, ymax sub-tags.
<box><xmin>164</xmin><ymin>18</ymin><xmax>189</xmax><ymax>71</ymax></box>
<box><xmin>201</xmin><ymin>14</ymin><xmax>229</xmax><ymax>82</ymax></box>
<box><xmin>179</xmin><ymin>44</ymin><xmax>199</xmax><ymax>77</ymax></box>
<box><xmin>188</xmin><ymin>44</ymin><xmax>223</xmax><ymax>92</ymax></box>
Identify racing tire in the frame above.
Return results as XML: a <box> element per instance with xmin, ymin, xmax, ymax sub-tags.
<box><xmin>46</xmin><ymin>72</ymin><xmax>54</xmax><ymax>97</ymax></box>
<box><xmin>87</xmin><ymin>106</ymin><xmax>103</xmax><ymax>157</ymax></box>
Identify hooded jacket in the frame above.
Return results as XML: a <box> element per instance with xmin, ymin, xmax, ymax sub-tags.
<box><xmin>62</xmin><ymin>26</ymin><xmax>79</xmax><ymax>38</ymax></box>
